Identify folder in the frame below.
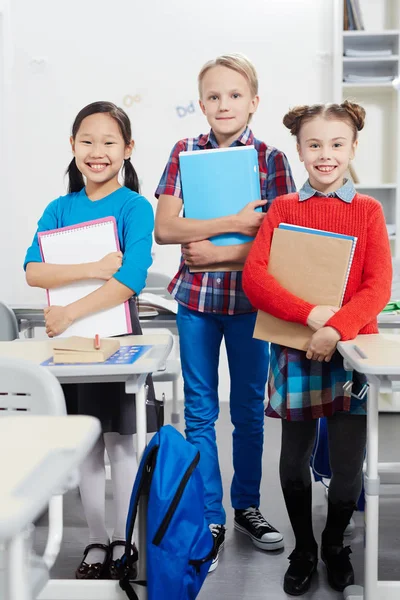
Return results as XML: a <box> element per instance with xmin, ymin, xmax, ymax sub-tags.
<box><xmin>38</xmin><ymin>217</ymin><xmax>132</xmax><ymax>338</ymax></box>
<box><xmin>179</xmin><ymin>146</ymin><xmax>261</xmax><ymax>272</ymax></box>
<box><xmin>253</xmin><ymin>224</ymin><xmax>357</xmax><ymax>351</ymax></box>
<box><xmin>52</xmin><ymin>336</ymin><xmax>120</xmax><ymax>364</ymax></box>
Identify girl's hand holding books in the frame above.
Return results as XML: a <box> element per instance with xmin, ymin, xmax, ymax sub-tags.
<box><xmin>44</xmin><ymin>305</ymin><xmax>74</xmax><ymax>337</ymax></box>
<box><xmin>94</xmin><ymin>251</ymin><xmax>123</xmax><ymax>280</ymax></box>
<box><xmin>307</xmin><ymin>305</ymin><xmax>339</xmax><ymax>331</ymax></box>
<box><xmin>306</xmin><ymin>327</ymin><xmax>341</xmax><ymax>362</ymax></box>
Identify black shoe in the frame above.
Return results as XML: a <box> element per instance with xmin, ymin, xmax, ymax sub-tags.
<box><xmin>75</xmin><ymin>543</ymin><xmax>110</xmax><ymax>580</ymax></box>
<box><xmin>234</xmin><ymin>506</ymin><xmax>284</xmax><ymax>550</ymax></box>
<box><xmin>321</xmin><ymin>545</ymin><xmax>354</xmax><ymax>592</ymax></box>
<box><xmin>283</xmin><ymin>549</ymin><xmax>318</xmax><ymax>596</ymax></box>
<box><xmin>208</xmin><ymin>524</ymin><xmax>226</xmax><ymax>573</ymax></box>
<box><xmin>107</xmin><ymin>541</ymin><xmax>138</xmax><ymax>580</ymax></box>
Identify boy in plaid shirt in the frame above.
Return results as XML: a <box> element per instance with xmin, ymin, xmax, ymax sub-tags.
<box><xmin>155</xmin><ymin>53</ymin><xmax>295</xmax><ymax>572</ymax></box>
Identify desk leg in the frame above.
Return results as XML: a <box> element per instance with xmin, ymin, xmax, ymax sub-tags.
<box><xmin>5</xmin><ymin>531</ymin><xmax>32</xmax><ymax>600</ymax></box>
<box><xmin>135</xmin><ymin>384</ymin><xmax>147</xmax><ymax>585</ymax></box>
<box><xmin>364</xmin><ymin>377</ymin><xmax>380</xmax><ymax>600</ymax></box>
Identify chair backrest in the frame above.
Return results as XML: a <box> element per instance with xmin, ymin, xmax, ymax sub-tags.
<box><xmin>0</xmin><ymin>301</ymin><xmax>19</xmax><ymax>341</ymax></box>
<box><xmin>0</xmin><ymin>357</ymin><xmax>66</xmax><ymax>416</ymax></box>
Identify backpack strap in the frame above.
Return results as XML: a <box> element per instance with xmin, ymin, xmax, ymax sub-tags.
<box><xmin>119</xmin><ymin>579</ymin><xmax>147</xmax><ymax>600</ymax></box>
<box><xmin>124</xmin><ymin>445</ymin><xmax>159</xmax><ymax>568</ymax></box>
<box><xmin>189</xmin><ymin>543</ymin><xmax>217</xmax><ymax>571</ymax></box>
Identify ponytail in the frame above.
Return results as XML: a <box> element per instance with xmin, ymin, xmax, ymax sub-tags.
<box><xmin>66</xmin><ymin>158</ymin><xmax>85</xmax><ymax>193</ymax></box>
<box><xmin>123</xmin><ymin>158</ymin><xmax>140</xmax><ymax>193</ymax></box>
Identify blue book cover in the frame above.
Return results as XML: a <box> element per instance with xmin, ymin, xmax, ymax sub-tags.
<box><xmin>279</xmin><ymin>223</ymin><xmax>356</xmax><ymax>243</ymax></box>
<box><xmin>179</xmin><ymin>145</ymin><xmax>261</xmax><ymax>246</ymax></box>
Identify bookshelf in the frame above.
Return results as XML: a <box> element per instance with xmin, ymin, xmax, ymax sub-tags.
<box><xmin>333</xmin><ymin>0</ymin><xmax>400</xmax><ymax>256</ymax></box>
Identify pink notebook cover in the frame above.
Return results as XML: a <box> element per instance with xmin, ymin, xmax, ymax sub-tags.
<box><xmin>38</xmin><ymin>216</ymin><xmax>132</xmax><ymax>334</ymax></box>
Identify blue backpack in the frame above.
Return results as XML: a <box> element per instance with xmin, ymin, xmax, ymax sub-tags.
<box><xmin>120</xmin><ymin>425</ymin><xmax>215</xmax><ymax>600</ymax></box>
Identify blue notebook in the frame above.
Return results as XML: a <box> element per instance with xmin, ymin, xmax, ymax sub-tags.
<box><xmin>179</xmin><ymin>145</ymin><xmax>261</xmax><ymax>246</ymax></box>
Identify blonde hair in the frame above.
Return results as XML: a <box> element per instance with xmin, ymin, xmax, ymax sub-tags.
<box><xmin>283</xmin><ymin>100</ymin><xmax>366</xmax><ymax>142</ymax></box>
<box><xmin>198</xmin><ymin>53</ymin><xmax>258</xmax><ymax>99</ymax></box>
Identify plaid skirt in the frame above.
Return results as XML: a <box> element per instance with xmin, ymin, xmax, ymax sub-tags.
<box><xmin>267</xmin><ymin>344</ymin><xmax>367</xmax><ymax>421</ymax></box>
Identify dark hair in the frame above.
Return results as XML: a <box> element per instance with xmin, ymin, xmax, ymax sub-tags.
<box><xmin>283</xmin><ymin>100</ymin><xmax>366</xmax><ymax>142</ymax></box>
<box><xmin>66</xmin><ymin>101</ymin><xmax>139</xmax><ymax>194</ymax></box>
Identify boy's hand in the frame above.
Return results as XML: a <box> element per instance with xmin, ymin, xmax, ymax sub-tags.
<box><xmin>306</xmin><ymin>327</ymin><xmax>341</xmax><ymax>362</ymax></box>
<box><xmin>44</xmin><ymin>306</ymin><xmax>74</xmax><ymax>337</ymax></box>
<box><xmin>93</xmin><ymin>252</ymin><xmax>123</xmax><ymax>280</ymax></box>
<box><xmin>307</xmin><ymin>305</ymin><xmax>340</xmax><ymax>331</ymax></box>
<box><xmin>236</xmin><ymin>200</ymin><xmax>267</xmax><ymax>237</ymax></box>
<box><xmin>182</xmin><ymin>240</ymin><xmax>217</xmax><ymax>267</ymax></box>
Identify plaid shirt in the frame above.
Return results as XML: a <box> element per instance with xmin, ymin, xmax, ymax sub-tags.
<box><xmin>155</xmin><ymin>127</ymin><xmax>296</xmax><ymax>314</ymax></box>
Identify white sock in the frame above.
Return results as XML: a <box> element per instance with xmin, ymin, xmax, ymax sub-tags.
<box><xmin>78</xmin><ymin>434</ymin><xmax>109</xmax><ymax>564</ymax></box>
<box><xmin>104</xmin><ymin>432</ymin><xmax>138</xmax><ymax>561</ymax></box>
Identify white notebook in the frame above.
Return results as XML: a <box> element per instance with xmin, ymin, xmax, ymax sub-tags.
<box><xmin>38</xmin><ymin>217</ymin><xmax>132</xmax><ymax>338</ymax></box>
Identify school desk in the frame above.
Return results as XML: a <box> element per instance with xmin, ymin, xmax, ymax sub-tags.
<box><xmin>0</xmin><ymin>333</ymin><xmax>173</xmax><ymax>600</ymax></box>
<box><xmin>0</xmin><ymin>415</ymin><xmax>101</xmax><ymax>600</ymax></box>
<box><xmin>12</xmin><ymin>305</ymin><xmax>178</xmax><ymax>338</ymax></box>
<box><xmin>338</xmin><ymin>333</ymin><xmax>400</xmax><ymax>600</ymax></box>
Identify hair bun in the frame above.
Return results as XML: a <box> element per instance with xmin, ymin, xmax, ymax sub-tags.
<box><xmin>283</xmin><ymin>106</ymin><xmax>310</xmax><ymax>136</ymax></box>
<box><xmin>341</xmin><ymin>100</ymin><xmax>366</xmax><ymax>131</ymax></box>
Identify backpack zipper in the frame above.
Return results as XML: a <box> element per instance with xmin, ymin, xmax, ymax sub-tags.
<box><xmin>152</xmin><ymin>451</ymin><xmax>200</xmax><ymax>546</ymax></box>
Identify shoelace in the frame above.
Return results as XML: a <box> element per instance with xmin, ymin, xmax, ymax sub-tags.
<box><xmin>241</xmin><ymin>507</ymin><xmax>273</xmax><ymax>530</ymax></box>
<box><xmin>209</xmin><ymin>524</ymin><xmax>223</xmax><ymax>537</ymax></box>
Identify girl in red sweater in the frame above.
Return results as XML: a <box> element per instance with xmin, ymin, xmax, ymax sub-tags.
<box><xmin>242</xmin><ymin>101</ymin><xmax>392</xmax><ymax>596</ymax></box>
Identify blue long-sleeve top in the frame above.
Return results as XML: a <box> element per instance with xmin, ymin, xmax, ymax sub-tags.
<box><xmin>24</xmin><ymin>186</ymin><xmax>154</xmax><ymax>295</ymax></box>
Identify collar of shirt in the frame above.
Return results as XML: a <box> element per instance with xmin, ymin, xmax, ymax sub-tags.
<box><xmin>298</xmin><ymin>178</ymin><xmax>356</xmax><ymax>203</ymax></box>
<box><xmin>197</xmin><ymin>126</ymin><xmax>255</xmax><ymax>149</ymax></box>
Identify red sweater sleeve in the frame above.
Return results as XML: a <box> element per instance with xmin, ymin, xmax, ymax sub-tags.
<box><xmin>325</xmin><ymin>205</ymin><xmax>392</xmax><ymax>340</ymax></box>
<box><xmin>242</xmin><ymin>200</ymin><xmax>316</xmax><ymax>324</ymax></box>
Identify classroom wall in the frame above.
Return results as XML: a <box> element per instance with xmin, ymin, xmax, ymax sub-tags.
<box><xmin>0</xmin><ymin>0</ymin><xmax>334</xmax><ymax>399</ymax></box>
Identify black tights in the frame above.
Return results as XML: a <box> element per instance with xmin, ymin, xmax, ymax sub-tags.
<box><xmin>280</xmin><ymin>412</ymin><xmax>366</xmax><ymax>551</ymax></box>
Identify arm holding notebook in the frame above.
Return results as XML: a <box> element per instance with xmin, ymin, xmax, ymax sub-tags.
<box><xmin>44</xmin><ymin>278</ymin><xmax>133</xmax><ymax>337</ymax></box>
<box><xmin>182</xmin><ymin>240</ymin><xmax>254</xmax><ymax>268</ymax></box>
<box><xmin>243</xmin><ymin>201</ymin><xmax>318</xmax><ymax>324</ymax></box>
<box><xmin>26</xmin><ymin>252</ymin><xmax>123</xmax><ymax>289</ymax></box>
<box><xmin>324</xmin><ymin>205</ymin><xmax>392</xmax><ymax>340</ymax></box>
<box><xmin>155</xmin><ymin>194</ymin><xmax>266</xmax><ymax>245</ymax></box>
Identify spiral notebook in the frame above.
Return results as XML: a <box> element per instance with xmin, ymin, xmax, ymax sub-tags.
<box><xmin>38</xmin><ymin>217</ymin><xmax>132</xmax><ymax>338</ymax></box>
<box><xmin>253</xmin><ymin>224</ymin><xmax>357</xmax><ymax>351</ymax></box>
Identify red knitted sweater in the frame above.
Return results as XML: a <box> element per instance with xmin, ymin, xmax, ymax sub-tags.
<box><xmin>242</xmin><ymin>192</ymin><xmax>392</xmax><ymax>341</ymax></box>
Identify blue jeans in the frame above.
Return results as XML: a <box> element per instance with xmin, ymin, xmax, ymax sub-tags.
<box><xmin>176</xmin><ymin>305</ymin><xmax>270</xmax><ymax>525</ymax></box>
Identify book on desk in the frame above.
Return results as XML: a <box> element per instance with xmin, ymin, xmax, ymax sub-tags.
<box><xmin>253</xmin><ymin>224</ymin><xmax>357</xmax><ymax>351</ymax></box>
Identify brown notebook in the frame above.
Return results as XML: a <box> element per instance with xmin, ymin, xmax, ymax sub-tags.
<box><xmin>52</xmin><ymin>336</ymin><xmax>120</xmax><ymax>364</ymax></box>
<box><xmin>253</xmin><ymin>226</ymin><xmax>356</xmax><ymax>351</ymax></box>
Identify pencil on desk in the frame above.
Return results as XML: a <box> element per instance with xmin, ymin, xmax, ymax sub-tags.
<box><xmin>94</xmin><ymin>334</ymin><xmax>100</xmax><ymax>350</ymax></box>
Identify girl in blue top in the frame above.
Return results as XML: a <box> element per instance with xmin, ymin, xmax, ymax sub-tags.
<box><xmin>24</xmin><ymin>101</ymin><xmax>154</xmax><ymax>580</ymax></box>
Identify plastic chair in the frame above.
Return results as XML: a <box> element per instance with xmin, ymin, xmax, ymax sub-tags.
<box><xmin>0</xmin><ymin>357</ymin><xmax>68</xmax><ymax>599</ymax></box>
<box><xmin>0</xmin><ymin>301</ymin><xmax>19</xmax><ymax>341</ymax></box>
